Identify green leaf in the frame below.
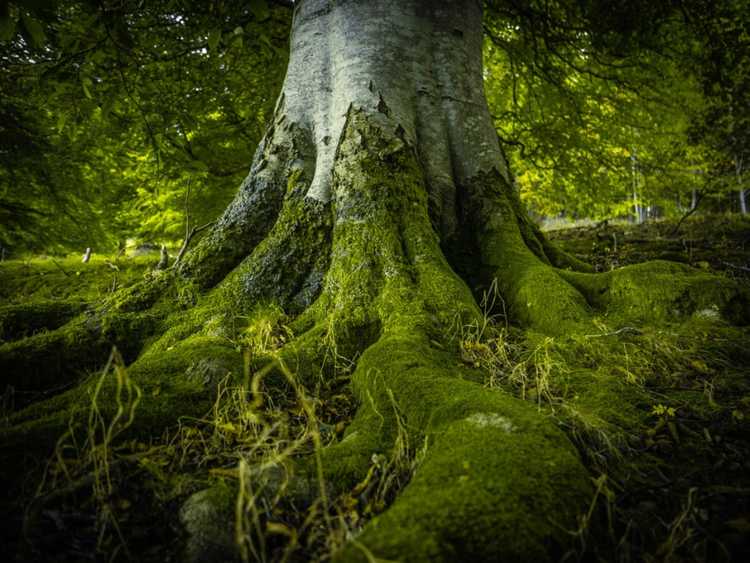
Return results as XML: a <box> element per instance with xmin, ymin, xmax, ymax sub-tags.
<box><xmin>249</xmin><ymin>0</ymin><xmax>270</xmax><ymax>21</ymax></box>
<box><xmin>207</xmin><ymin>29</ymin><xmax>221</xmax><ymax>51</ymax></box>
<box><xmin>56</xmin><ymin>111</ymin><xmax>67</xmax><ymax>133</ymax></box>
<box><xmin>21</xmin><ymin>12</ymin><xmax>46</xmax><ymax>48</ymax></box>
<box><xmin>81</xmin><ymin>76</ymin><xmax>93</xmax><ymax>99</ymax></box>
<box><xmin>0</xmin><ymin>15</ymin><xmax>16</xmax><ymax>42</ymax></box>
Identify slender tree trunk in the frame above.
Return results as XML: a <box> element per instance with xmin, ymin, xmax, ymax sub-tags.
<box><xmin>630</xmin><ymin>146</ymin><xmax>644</xmax><ymax>224</ymax></box>
<box><xmin>736</xmin><ymin>155</ymin><xmax>747</xmax><ymax>215</ymax></box>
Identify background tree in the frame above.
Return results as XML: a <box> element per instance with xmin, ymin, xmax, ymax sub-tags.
<box><xmin>683</xmin><ymin>0</ymin><xmax>750</xmax><ymax>214</ymax></box>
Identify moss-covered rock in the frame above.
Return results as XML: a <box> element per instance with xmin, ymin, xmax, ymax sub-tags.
<box><xmin>179</xmin><ymin>482</ymin><xmax>241</xmax><ymax>563</ymax></box>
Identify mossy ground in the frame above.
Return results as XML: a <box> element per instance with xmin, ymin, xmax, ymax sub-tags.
<box><xmin>0</xmin><ymin>253</ymin><xmax>157</xmax><ymax>304</ymax></box>
<box><xmin>544</xmin><ymin>214</ymin><xmax>750</xmax><ymax>562</ymax></box>
<box><xmin>1</xmin><ymin>216</ymin><xmax>749</xmax><ymax>562</ymax></box>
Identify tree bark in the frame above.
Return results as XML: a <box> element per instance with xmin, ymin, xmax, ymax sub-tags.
<box><xmin>179</xmin><ymin>0</ymin><xmax>517</xmax><ymax>291</ymax></box>
<box><xmin>736</xmin><ymin>155</ymin><xmax>747</xmax><ymax>215</ymax></box>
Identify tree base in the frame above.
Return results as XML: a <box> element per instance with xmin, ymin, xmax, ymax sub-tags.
<box><xmin>1</xmin><ymin>110</ymin><xmax>749</xmax><ymax>562</ymax></box>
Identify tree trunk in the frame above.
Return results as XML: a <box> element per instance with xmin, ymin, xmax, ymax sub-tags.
<box><xmin>172</xmin><ymin>3</ymin><xmax>596</xmax><ymax>555</ymax></box>
<box><xmin>736</xmin><ymin>155</ymin><xmax>747</xmax><ymax>215</ymax></box>
<box><xmin>178</xmin><ymin>0</ymin><xmax>516</xmax><ymax>290</ymax></box>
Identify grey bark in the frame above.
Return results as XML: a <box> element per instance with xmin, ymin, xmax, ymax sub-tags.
<box><xmin>274</xmin><ymin>0</ymin><xmax>506</xmax><ymax>233</ymax></box>
<box><xmin>736</xmin><ymin>155</ymin><xmax>747</xmax><ymax>215</ymax></box>
<box><xmin>181</xmin><ymin>0</ymin><xmax>512</xmax><ymax>289</ymax></box>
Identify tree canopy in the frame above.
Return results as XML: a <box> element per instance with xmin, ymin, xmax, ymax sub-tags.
<box><xmin>1</xmin><ymin>0</ymin><xmax>289</xmax><ymax>252</ymax></box>
<box><xmin>0</xmin><ymin>0</ymin><xmax>748</xmax><ymax>248</ymax></box>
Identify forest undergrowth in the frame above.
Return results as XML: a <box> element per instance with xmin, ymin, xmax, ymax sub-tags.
<box><xmin>1</xmin><ymin>213</ymin><xmax>749</xmax><ymax>562</ymax></box>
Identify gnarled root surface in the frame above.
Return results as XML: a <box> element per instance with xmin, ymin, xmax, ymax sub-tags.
<box><xmin>2</xmin><ymin>109</ymin><xmax>748</xmax><ymax>562</ymax></box>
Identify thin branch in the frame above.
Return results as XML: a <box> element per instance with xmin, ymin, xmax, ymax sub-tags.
<box><xmin>173</xmin><ymin>221</ymin><xmax>215</xmax><ymax>267</ymax></box>
<box><xmin>722</xmin><ymin>261</ymin><xmax>750</xmax><ymax>273</ymax></box>
<box><xmin>670</xmin><ymin>190</ymin><xmax>704</xmax><ymax>236</ymax></box>
<box><xmin>49</xmin><ymin>258</ymin><xmax>71</xmax><ymax>277</ymax></box>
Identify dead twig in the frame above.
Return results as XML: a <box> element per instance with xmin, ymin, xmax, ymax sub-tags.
<box><xmin>721</xmin><ymin>261</ymin><xmax>750</xmax><ymax>273</ymax></box>
<box><xmin>172</xmin><ymin>178</ymin><xmax>215</xmax><ymax>267</ymax></box>
<box><xmin>49</xmin><ymin>258</ymin><xmax>70</xmax><ymax>277</ymax></box>
<box><xmin>670</xmin><ymin>191</ymin><xmax>704</xmax><ymax>236</ymax></box>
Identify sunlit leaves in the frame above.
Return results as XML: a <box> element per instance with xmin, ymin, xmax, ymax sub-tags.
<box><xmin>483</xmin><ymin>9</ymin><xmax>709</xmax><ymax>221</ymax></box>
<box><xmin>0</xmin><ymin>0</ymin><xmax>290</xmax><ymax>253</ymax></box>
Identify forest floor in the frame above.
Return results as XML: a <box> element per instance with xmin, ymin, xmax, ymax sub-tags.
<box><xmin>1</xmin><ymin>213</ymin><xmax>749</xmax><ymax>562</ymax></box>
<box><xmin>548</xmin><ymin>213</ymin><xmax>750</xmax><ymax>562</ymax></box>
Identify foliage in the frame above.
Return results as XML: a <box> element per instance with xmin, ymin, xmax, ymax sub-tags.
<box><xmin>0</xmin><ymin>0</ymin><xmax>289</xmax><ymax>254</ymax></box>
<box><xmin>685</xmin><ymin>0</ymin><xmax>750</xmax><ymax>208</ymax></box>
<box><xmin>482</xmin><ymin>0</ymin><xmax>750</xmax><ymax>221</ymax></box>
<box><xmin>2</xmin><ymin>0</ymin><xmax>750</xmax><ymax>255</ymax></box>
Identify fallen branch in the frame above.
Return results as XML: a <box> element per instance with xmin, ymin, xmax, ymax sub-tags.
<box><xmin>722</xmin><ymin>261</ymin><xmax>750</xmax><ymax>273</ymax></box>
<box><xmin>670</xmin><ymin>191</ymin><xmax>704</xmax><ymax>236</ymax></box>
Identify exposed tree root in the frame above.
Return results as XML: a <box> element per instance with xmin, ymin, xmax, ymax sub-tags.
<box><xmin>2</xmin><ymin>110</ymin><xmax>749</xmax><ymax>562</ymax></box>
<box><xmin>333</xmin><ymin>332</ymin><xmax>592</xmax><ymax>562</ymax></box>
<box><xmin>0</xmin><ymin>300</ymin><xmax>87</xmax><ymax>343</ymax></box>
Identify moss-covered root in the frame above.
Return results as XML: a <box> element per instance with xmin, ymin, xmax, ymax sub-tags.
<box><xmin>466</xmin><ymin>171</ymin><xmax>749</xmax><ymax>333</ymax></box>
<box><xmin>0</xmin><ymin>311</ymin><xmax>159</xmax><ymax>400</ymax></box>
<box><xmin>454</xmin><ymin>171</ymin><xmax>592</xmax><ymax>335</ymax></box>
<box><xmin>334</xmin><ymin>334</ymin><xmax>592</xmax><ymax>562</ymax></box>
<box><xmin>176</xmin><ymin>119</ymin><xmax>316</xmax><ymax>290</ymax></box>
<box><xmin>560</xmin><ymin>260</ymin><xmax>750</xmax><ymax>326</ymax></box>
<box><xmin>0</xmin><ymin>272</ymin><xmax>180</xmax><ymax>402</ymax></box>
<box><xmin>0</xmin><ymin>335</ymin><xmax>244</xmax><ymax>460</ymax></box>
<box><xmin>0</xmin><ymin>300</ymin><xmax>87</xmax><ymax>343</ymax></box>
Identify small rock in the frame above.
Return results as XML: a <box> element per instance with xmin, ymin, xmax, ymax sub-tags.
<box><xmin>179</xmin><ymin>484</ymin><xmax>240</xmax><ymax>563</ymax></box>
<box><xmin>694</xmin><ymin>306</ymin><xmax>721</xmax><ymax>320</ymax></box>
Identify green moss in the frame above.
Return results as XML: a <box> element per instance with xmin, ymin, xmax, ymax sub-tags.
<box><xmin>3</xmin><ymin>334</ymin><xmax>244</xmax><ymax>464</ymax></box>
<box><xmin>176</xmin><ymin>123</ymin><xmax>316</xmax><ymax>290</ymax></box>
<box><xmin>332</xmin><ymin>333</ymin><xmax>592</xmax><ymax>562</ymax></box>
<box><xmin>561</xmin><ymin>260</ymin><xmax>749</xmax><ymax>325</ymax></box>
<box><xmin>7</xmin><ymin>107</ymin><xmax>748</xmax><ymax>563</ymax></box>
<box><xmin>219</xmin><ymin>195</ymin><xmax>333</xmax><ymax>316</ymax></box>
<box><xmin>0</xmin><ymin>254</ymin><xmax>154</xmax><ymax>303</ymax></box>
<box><xmin>287</xmin><ymin>112</ymin><xmax>594</xmax><ymax>560</ymax></box>
<box><xmin>0</xmin><ymin>299</ymin><xmax>86</xmax><ymax>342</ymax></box>
<box><xmin>0</xmin><ymin>308</ymin><xmax>162</xmax><ymax>401</ymax></box>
